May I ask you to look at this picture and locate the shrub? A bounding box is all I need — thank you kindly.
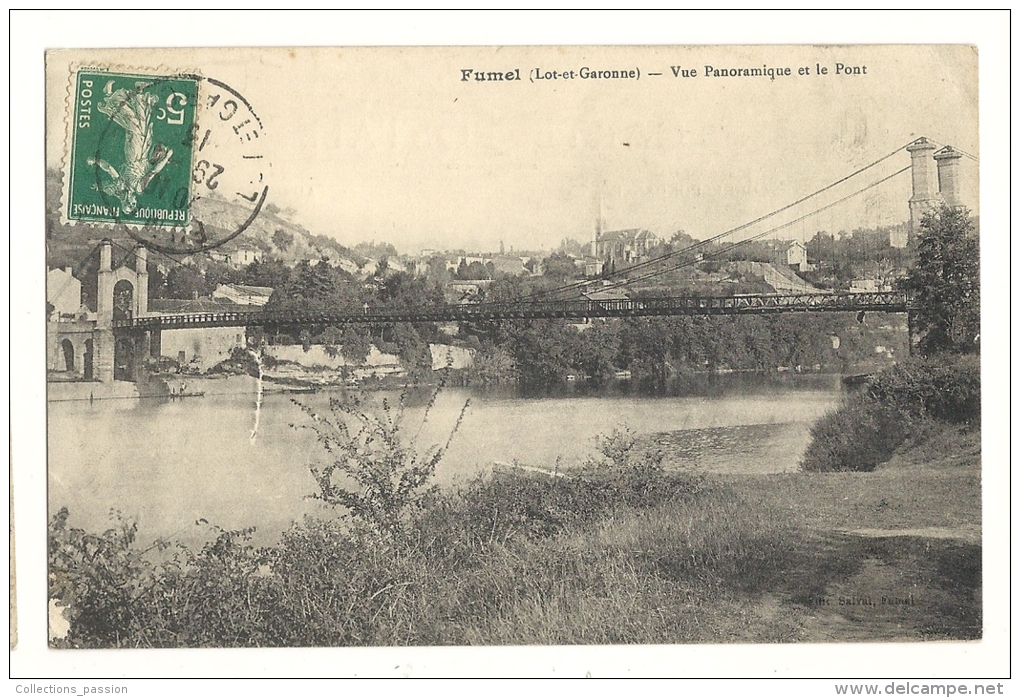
[443,429,703,542]
[49,507,167,647]
[442,470,574,542]
[291,383,469,540]
[576,428,700,509]
[801,354,980,472]
[800,399,908,473]
[867,354,980,424]
[208,346,262,377]
[48,509,274,648]
[262,518,433,646]
[170,525,275,647]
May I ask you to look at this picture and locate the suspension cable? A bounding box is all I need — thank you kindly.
[523,139,918,301]
[928,139,979,162]
[585,166,912,294]
[107,239,194,276]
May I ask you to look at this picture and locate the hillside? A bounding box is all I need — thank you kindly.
[45,168,358,271]
[188,194,359,264]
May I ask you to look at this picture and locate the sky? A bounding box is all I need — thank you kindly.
[45,42,979,255]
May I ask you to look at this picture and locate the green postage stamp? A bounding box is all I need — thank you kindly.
[66,70,199,227]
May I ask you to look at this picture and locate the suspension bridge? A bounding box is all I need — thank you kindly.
[48,136,970,382]
[113,290,914,331]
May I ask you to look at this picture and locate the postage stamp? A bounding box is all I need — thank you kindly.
[66,70,198,227]
[62,67,270,254]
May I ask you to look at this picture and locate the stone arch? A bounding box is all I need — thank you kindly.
[61,339,75,372]
[113,279,134,322]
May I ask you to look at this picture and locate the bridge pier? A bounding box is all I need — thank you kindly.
[93,329,115,383]
[907,310,920,356]
[121,330,160,382]
[147,329,161,360]
[130,334,150,381]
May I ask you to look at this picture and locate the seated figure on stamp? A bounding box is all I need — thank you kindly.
[87,80,174,215]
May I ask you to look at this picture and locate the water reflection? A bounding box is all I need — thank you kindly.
[507,371,842,400]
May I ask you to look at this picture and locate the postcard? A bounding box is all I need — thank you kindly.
[22,39,999,677]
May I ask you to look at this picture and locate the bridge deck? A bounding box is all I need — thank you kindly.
[113,291,914,331]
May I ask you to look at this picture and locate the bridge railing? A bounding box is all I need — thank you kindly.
[111,291,913,330]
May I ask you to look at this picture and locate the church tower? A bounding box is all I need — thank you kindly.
[592,184,606,257]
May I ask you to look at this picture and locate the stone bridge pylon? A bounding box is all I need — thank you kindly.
[48,240,157,383]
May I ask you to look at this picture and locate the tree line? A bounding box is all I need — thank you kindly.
[109,206,975,387]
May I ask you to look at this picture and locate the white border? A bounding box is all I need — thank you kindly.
[9,9,1011,684]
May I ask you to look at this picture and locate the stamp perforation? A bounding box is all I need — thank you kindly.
[55,59,270,254]
[57,60,204,232]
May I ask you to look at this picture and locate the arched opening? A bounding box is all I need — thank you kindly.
[83,339,94,380]
[61,339,75,372]
[114,337,135,382]
[113,280,134,322]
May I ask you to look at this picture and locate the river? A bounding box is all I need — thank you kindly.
[48,373,843,545]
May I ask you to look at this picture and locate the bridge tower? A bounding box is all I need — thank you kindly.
[934,145,964,209]
[94,240,154,382]
[904,137,939,248]
[93,241,116,382]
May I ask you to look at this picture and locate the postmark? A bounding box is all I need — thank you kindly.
[63,68,270,254]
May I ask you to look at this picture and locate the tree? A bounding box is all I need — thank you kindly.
[147,266,168,300]
[243,258,291,291]
[542,252,578,281]
[166,266,210,300]
[203,260,243,290]
[456,260,490,280]
[272,229,294,252]
[574,320,621,382]
[320,325,372,366]
[903,206,980,356]
[505,320,580,384]
[669,230,699,248]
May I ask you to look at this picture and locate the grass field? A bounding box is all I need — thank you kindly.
[440,424,982,645]
[49,420,980,648]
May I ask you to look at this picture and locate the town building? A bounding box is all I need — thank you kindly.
[210,244,262,267]
[785,240,814,273]
[583,260,605,278]
[212,283,274,306]
[593,228,662,265]
[489,256,529,276]
[47,267,82,320]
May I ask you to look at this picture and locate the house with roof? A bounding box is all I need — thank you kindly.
[489,256,529,276]
[785,241,814,273]
[210,244,263,267]
[47,267,83,320]
[212,283,274,306]
[583,260,605,278]
[147,297,248,370]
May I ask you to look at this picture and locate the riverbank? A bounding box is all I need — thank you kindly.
[438,426,980,644]
[701,425,981,641]
[49,421,979,647]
